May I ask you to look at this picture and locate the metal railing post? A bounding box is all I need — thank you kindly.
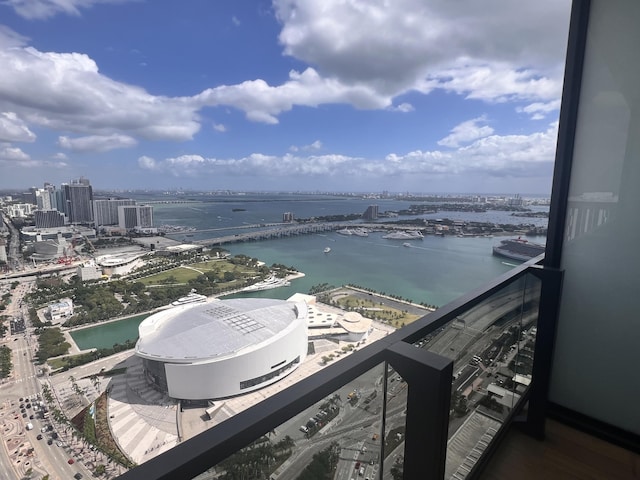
[386,343,453,480]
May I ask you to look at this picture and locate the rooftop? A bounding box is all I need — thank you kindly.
[135,298,306,362]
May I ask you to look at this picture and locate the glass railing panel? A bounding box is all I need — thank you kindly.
[504,273,541,412]
[411,272,541,479]
[383,364,407,480]
[191,363,386,480]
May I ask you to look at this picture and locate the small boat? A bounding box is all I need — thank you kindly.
[324,247,331,253]
[403,242,411,247]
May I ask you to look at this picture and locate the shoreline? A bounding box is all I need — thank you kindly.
[61,269,307,355]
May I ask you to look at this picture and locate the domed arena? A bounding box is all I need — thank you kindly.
[135,297,308,400]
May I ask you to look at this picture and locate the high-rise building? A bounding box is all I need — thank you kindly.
[22,187,37,205]
[94,198,136,227]
[283,212,294,222]
[54,188,68,216]
[63,177,94,224]
[0,239,6,264]
[118,205,154,230]
[34,210,65,229]
[362,204,379,220]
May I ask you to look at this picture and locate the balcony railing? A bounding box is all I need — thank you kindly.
[117,256,561,480]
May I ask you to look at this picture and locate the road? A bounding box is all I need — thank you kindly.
[0,278,93,480]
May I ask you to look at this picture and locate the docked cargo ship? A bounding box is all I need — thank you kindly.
[492,237,545,262]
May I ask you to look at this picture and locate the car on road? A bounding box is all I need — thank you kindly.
[74,473,83,479]
[36,434,42,440]
[47,439,53,445]
[67,458,74,465]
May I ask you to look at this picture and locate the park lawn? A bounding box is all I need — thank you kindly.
[139,266,203,285]
[335,295,422,327]
[140,259,262,287]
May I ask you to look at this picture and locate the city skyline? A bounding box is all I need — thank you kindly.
[0,1,571,193]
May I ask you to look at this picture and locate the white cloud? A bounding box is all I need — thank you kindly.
[518,99,562,119]
[194,68,391,124]
[213,123,226,132]
[422,61,562,103]
[302,140,322,150]
[51,152,68,160]
[289,140,323,152]
[274,0,570,103]
[0,144,30,161]
[0,25,28,48]
[58,134,137,152]
[0,142,68,168]
[138,152,357,178]
[4,0,133,20]
[438,116,494,148]
[389,103,414,113]
[0,44,201,142]
[139,123,557,181]
[232,15,240,26]
[388,122,558,177]
[0,112,36,142]
[0,0,571,154]
[137,155,157,170]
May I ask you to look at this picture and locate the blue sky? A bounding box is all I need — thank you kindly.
[0,0,572,194]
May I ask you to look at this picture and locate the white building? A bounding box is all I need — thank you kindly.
[49,298,74,323]
[0,239,7,263]
[135,298,308,400]
[95,252,146,277]
[77,261,103,281]
[5,203,35,218]
[93,198,136,227]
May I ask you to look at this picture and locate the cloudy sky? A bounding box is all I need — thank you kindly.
[0,0,572,193]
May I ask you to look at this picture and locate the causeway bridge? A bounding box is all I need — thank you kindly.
[164,222,422,247]
[176,223,345,247]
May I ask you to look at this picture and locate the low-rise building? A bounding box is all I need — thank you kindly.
[77,261,103,281]
[49,298,74,323]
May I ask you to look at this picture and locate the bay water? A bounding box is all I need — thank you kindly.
[71,194,547,349]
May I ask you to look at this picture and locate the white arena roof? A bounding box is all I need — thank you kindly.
[136,298,305,361]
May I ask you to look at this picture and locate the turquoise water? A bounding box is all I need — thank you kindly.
[226,231,534,306]
[72,195,547,349]
[69,313,151,350]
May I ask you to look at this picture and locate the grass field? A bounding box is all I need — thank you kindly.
[334,294,422,327]
[139,259,259,286]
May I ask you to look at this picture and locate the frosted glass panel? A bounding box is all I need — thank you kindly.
[549,0,640,435]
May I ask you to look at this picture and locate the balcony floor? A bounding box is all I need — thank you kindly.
[478,419,640,480]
